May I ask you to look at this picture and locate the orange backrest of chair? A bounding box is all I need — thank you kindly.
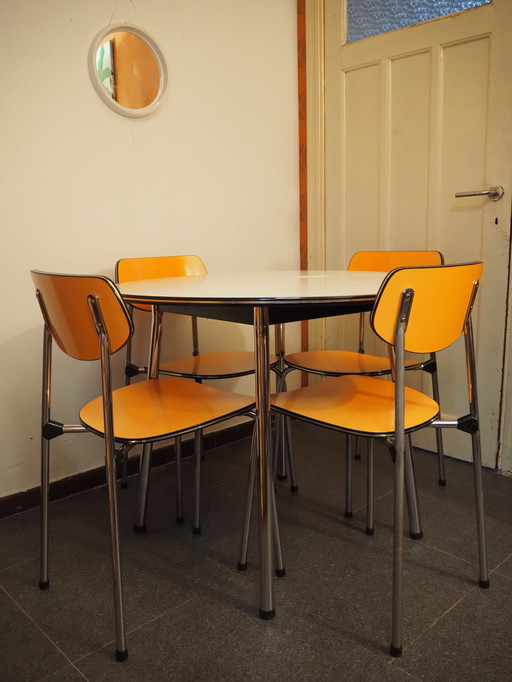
[115,255,208,312]
[348,250,444,272]
[31,271,133,361]
[371,262,483,354]
[115,255,207,283]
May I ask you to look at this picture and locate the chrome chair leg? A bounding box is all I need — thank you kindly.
[193,431,202,535]
[237,433,257,571]
[344,435,353,518]
[390,433,405,658]
[175,436,184,524]
[105,434,128,661]
[134,443,152,532]
[39,437,50,589]
[405,436,423,540]
[365,440,374,535]
[284,416,298,492]
[238,429,284,576]
[429,353,446,486]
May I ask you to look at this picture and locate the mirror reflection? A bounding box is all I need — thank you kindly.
[96,31,160,109]
[89,25,168,117]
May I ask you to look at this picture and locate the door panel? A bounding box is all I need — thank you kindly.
[322,0,512,466]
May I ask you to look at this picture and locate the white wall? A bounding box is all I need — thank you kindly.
[0,0,300,498]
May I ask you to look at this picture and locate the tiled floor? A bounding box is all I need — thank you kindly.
[1,421,512,681]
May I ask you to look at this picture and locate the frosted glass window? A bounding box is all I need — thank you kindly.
[347,1,492,43]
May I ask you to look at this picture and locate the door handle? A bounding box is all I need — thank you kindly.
[455,185,504,201]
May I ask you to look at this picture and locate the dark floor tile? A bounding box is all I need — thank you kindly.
[77,589,389,682]
[1,423,511,680]
[37,666,88,681]
[396,572,512,681]
[0,586,69,681]
[271,521,478,657]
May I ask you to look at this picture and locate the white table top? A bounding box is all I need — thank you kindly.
[119,269,386,306]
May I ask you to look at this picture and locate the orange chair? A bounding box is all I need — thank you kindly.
[281,250,446,516]
[272,262,489,656]
[31,270,255,661]
[116,255,278,533]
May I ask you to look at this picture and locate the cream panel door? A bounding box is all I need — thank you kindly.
[322,0,512,467]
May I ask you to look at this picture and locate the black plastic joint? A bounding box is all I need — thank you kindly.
[116,649,128,662]
[421,358,437,375]
[39,580,50,590]
[410,531,423,541]
[133,524,147,534]
[275,567,286,578]
[176,516,185,525]
[365,527,375,536]
[290,485,299,493]
[42,420,64,440]
[125,363,141,379]
[479,578,490,589]
[192,526,201,535]
[237,561,247,572]
[344,510,353,519]
[457,414,479,435]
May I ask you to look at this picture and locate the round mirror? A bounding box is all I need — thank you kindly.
[88,25,168,118]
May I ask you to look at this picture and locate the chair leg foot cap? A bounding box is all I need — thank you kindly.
[116,650,128,662]
[237,562,247,572]
[438,479,447,487]
[134,525,147,534]
[277,474,287,481]
[344,511,353,519]
[479,579,490,589]
[410,531,423,540]
[176,516,185,525]
[39,580,50,590]
[354,454,362,461]
[192,526,201,535]
[290,485,299,493]
[275,567,286,578]
[390,645,402,658]
[259,608,275,620]
[365,527,374,536]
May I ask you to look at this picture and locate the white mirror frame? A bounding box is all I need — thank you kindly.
[88,24,168,118]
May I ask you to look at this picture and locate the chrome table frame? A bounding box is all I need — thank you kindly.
[119,269,385,618]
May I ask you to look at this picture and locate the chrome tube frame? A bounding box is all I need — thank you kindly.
[88,295,127,661]
[39,322,52,590]
[428,353,446,485]
[390,288,414,658]
[365,440,374,535]
[464,313,489,587]
[404,435,422,540]
[238,415,284,576]
[254,306,275,618]
[135,306,164,530]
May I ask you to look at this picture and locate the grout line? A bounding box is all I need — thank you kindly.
[403,585,476,653]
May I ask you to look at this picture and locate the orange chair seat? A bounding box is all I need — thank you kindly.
[271,374,439,436]
[284,350,422,377]
[160,350,278,379]
[80,376,255,442]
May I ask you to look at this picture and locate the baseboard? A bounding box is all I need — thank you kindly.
[0,422,253,520]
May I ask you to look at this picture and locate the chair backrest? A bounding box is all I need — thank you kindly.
[348,250,444,272]
[116,255,207,282]
[31,271,133,361]
[115,255,208,312]
[371,262,483,354]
